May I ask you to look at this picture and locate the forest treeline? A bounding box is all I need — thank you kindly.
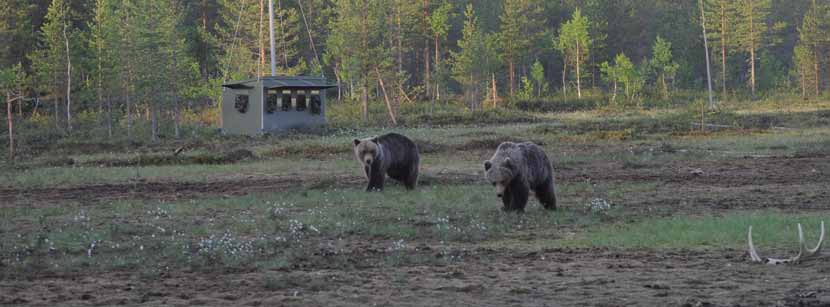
[1,0,829,142]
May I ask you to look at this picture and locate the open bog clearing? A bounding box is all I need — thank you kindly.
[2,107,830,306]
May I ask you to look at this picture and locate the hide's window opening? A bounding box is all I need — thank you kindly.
[310,90,321,115]
[266,89,279,114]
[281,90,292,111]
[296,90,307,112]
[263,89,320,114]
[234,94,249,114]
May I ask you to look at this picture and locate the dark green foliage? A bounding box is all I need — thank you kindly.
[0,0,823,147]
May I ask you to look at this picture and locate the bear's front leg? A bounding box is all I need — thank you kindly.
[366,165,385,192]
[508,178,530,212]
[501,189,514,211]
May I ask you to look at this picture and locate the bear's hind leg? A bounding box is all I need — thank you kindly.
[404,162,419,190]
[535,177,557,210]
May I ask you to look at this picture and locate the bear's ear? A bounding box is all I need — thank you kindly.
[370,136,379,144]
[484,161,492,171]
[353,139,361,147]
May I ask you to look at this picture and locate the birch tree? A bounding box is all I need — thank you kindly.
[649,36,679,99]
[556,8,591,99]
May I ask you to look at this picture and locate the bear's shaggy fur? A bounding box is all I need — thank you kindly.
[353,133,420,191]
[484,142,557,212]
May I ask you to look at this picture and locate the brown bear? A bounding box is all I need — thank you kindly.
[353,133,420,191]
[484,142,557,212]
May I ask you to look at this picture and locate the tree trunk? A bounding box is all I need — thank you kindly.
[815,58,819,97]
[172,45,181,139]
[361,0,369,123]
[54,97,61,132]
[434,34,440,100]
[576,40,582,99]
[612,80,618,104]
[97,40,105,137]
[699,0,715,109]
[720,2,727,98]
[423,0,430,98]
[151,97,158,142]
[748,1,756,98]
[376,68,397,126]
[492,73,498,108]
[126,70,134,140]
[107,95,112,138]
[661,74,668,99]
[259,0,265,75]
[509,59,515,97]
[334,65,342,101]
[749,44,756,97]
[279,0,289,70]
[361,82,368,122]
[6,93,13,161]
[562,57,568,98]
[63,23,72,134]
[396,1,403,75]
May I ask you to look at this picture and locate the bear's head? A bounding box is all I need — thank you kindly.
[353,137,379,174]
[484,158,515,199]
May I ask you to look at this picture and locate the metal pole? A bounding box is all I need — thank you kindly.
[699,0,715,109]
[268,0,277,76]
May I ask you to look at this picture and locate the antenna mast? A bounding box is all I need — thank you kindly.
[268,0,277,76]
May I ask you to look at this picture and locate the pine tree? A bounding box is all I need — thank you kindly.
[159,1,201,139]
[215,0,262,81]
[797,2,830,97]
[89,0,118,138]
[451,4,498,111]
[792,43,817,98]
[275,5,306,75]
[498,0,544,97]
[326,0,389,122]
[428,1,453,100]
[0,0,37,68]
[703,0,739,98]
[733,0,784,96]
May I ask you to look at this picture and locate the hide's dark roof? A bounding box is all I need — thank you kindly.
[222,75,336,89]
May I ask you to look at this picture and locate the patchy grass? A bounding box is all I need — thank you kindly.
[0,183,610,276]
[575,211,829,250]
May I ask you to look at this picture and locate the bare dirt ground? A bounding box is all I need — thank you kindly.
[3,248,830,306]
[2,153,830,306]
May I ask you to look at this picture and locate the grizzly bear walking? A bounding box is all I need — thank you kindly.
[353,133,420,191]
[484,142,557,212]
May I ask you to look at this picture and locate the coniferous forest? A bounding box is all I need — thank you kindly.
[0,0,829,142]
[6,2,830,305]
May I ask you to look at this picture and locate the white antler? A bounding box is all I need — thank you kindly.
[747,221,825,265]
